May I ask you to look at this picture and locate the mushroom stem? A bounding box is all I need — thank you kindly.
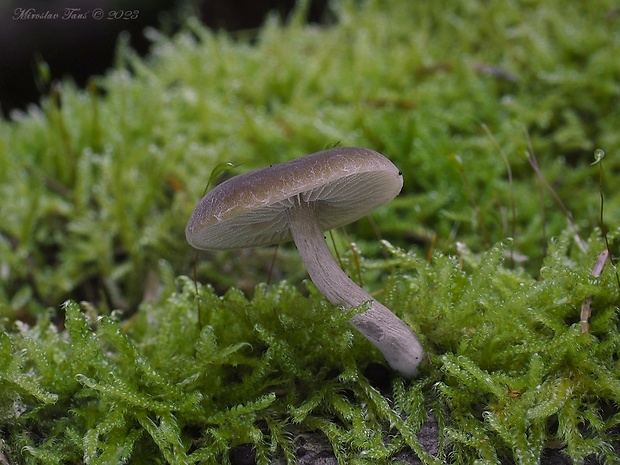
[287,201,424,377]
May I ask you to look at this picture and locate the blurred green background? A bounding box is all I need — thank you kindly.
[2,0,618,320]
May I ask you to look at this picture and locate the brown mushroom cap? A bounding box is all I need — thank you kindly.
[186,147,403,250]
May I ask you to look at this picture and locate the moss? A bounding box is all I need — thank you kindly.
[1,234,619,463]
[1,0,620,463]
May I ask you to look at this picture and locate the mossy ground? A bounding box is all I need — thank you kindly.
[1,0,619,463]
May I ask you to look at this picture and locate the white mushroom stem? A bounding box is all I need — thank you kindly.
[287,201,424,377]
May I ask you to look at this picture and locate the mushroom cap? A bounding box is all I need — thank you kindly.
[186,147,403,250]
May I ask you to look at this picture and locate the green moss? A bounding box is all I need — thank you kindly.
[2,233,619,463]
[1,0,620,463]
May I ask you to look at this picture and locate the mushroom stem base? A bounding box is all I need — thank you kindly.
[288,202,424,377]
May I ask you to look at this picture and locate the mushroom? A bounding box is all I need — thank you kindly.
[186,147,424,377]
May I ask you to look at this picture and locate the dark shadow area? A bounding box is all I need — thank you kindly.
[0,0,329,117]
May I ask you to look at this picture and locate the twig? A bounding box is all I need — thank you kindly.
[580,249,609,333]
[523,126,588,254]
[592,149,620,290]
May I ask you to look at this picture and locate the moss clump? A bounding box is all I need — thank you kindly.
[1,0,620,463]
[384,232,620,463]
[2,233,619,464]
